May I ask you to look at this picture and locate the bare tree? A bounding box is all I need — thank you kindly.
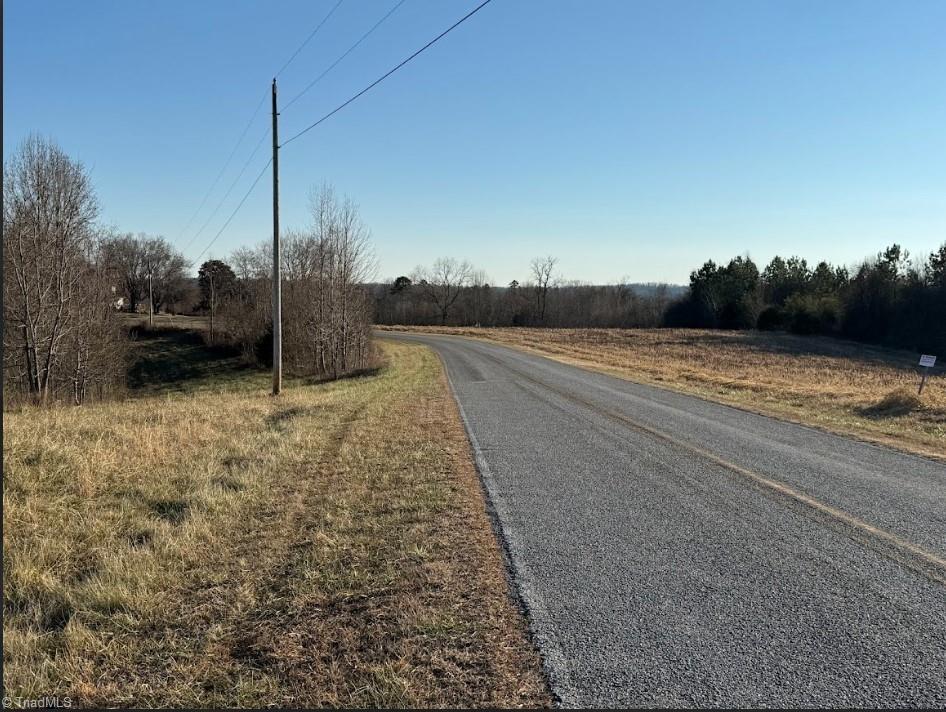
[413,257,473,325]
[231,245,264,281]
[282,229,319,282]
[102,233,146,311]
[218,184,377,379]
[70,242,128,403]
[305,185,376,376]
[221,246,271,363]
[142,237,187,315]
[101,233,186,315]
[530,255,558,324]
[3,135,125,405]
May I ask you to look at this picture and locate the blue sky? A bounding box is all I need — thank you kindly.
[5,0,945,284]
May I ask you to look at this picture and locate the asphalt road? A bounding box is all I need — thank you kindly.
[385,332,946,708]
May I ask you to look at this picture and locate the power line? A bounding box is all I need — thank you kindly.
[275,0,345,78]
[190,0,492,268]
[177,91,267,244]
[282,0,408,113]
[182,127,270,256]
[180,0,343,250]
[193,157,273,264]
[281,0,493,147]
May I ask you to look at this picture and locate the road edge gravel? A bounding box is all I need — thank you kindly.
[434,347,579,708]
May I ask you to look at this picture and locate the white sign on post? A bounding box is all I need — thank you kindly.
[918,354,936,395]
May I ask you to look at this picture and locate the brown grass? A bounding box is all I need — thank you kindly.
[2,339,549,708]
[379,326,946,461]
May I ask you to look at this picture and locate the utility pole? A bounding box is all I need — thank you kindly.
[148,270,154,327]
[209,274,215,344]
[271,78,282,395]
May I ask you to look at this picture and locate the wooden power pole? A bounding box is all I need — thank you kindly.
[209,275,215,344]
[148,271,154,327]
[271,78,282,395]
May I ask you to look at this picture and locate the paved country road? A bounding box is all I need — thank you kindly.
[383,332,946,708]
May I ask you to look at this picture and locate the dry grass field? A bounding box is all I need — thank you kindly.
[379,326,946,461]
[3,333,549,707]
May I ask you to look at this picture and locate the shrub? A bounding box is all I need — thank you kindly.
[757,306,786,331]
[719,295,759,330]
[662,293,715,328]
[784,294,840,335]
[862,387,923,417]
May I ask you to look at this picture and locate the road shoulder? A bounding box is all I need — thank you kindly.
[2,339,550,707]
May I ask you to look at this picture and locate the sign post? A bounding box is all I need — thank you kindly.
[918,354,936,395]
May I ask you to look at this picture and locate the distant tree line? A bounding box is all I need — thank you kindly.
[8,137,941,407]
[375,243,945,354]
[374,256,680,328]
[665,244,946,353]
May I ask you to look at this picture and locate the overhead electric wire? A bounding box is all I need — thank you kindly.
[275,0,346,78]
[190,0,493,265]
[193,157,273,264]
[177,91,267,244]
[281,0,493,147]
[180,0,344,250]
[181,127,270,257]
[281,0,408,112]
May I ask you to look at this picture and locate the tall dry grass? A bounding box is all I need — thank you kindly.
[2,340,548,707]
